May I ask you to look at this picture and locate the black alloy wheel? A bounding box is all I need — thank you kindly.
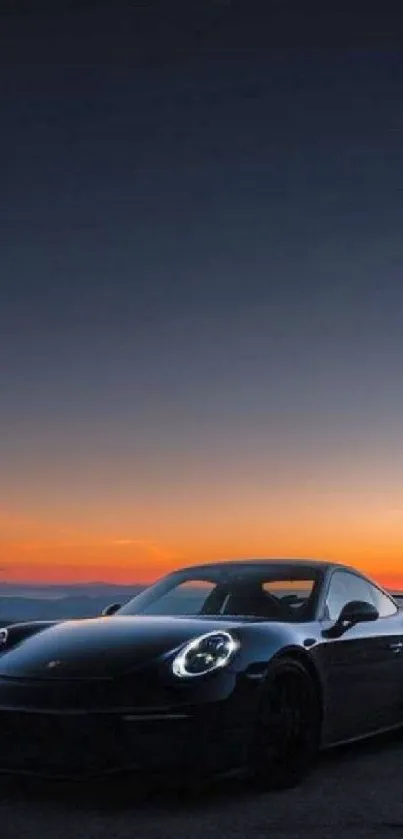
[252,658,321,790]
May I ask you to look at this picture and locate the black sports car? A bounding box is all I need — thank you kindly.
[0,559,402,788]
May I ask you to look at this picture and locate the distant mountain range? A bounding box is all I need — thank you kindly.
[0,582,146,624]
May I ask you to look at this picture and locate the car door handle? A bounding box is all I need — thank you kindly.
[388,641,403,654]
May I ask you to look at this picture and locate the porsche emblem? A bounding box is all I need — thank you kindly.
[46,659,61,669]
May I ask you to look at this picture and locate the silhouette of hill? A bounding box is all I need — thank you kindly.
[0,583,145,624]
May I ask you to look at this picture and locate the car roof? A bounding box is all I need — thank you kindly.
[176,559,355,576]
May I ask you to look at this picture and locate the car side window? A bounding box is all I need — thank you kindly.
[367,584,398,618]
[324,571,376,622]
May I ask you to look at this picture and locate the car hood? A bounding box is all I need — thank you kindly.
[0,616,243,680]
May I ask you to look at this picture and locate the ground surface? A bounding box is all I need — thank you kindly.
[1,733,403,839]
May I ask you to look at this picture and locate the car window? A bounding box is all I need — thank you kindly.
[325,571,377,622]
[118,566,321,620]
[368,584,397,618]
[135,580,217,615]
[262,579,315,614]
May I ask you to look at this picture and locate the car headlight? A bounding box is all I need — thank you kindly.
[172,631,239,678]
[0,628,8,647]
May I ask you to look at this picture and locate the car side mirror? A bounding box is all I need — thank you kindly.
[338,600,379,625]
[323,600,379,638]
[101,602,121,617]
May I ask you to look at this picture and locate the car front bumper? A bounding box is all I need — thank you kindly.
[0,675,255,778]
[0,707,252,778]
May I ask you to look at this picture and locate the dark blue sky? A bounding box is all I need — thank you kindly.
[2,2,403,581]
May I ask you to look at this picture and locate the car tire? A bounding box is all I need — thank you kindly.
[251,657,321,790]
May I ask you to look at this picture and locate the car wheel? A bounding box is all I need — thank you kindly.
[251,657,321,790]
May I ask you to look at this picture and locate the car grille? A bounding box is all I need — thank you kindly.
[0,711,122,775]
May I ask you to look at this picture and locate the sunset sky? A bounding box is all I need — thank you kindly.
[2,3,403,588]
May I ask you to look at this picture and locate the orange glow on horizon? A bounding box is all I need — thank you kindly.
[2,500,403,589]
[1,536,403,589]
[0,560,402,592]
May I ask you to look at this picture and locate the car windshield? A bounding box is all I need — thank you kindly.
[117,565,321,622]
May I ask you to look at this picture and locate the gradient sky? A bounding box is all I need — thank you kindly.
[2,2,403,586]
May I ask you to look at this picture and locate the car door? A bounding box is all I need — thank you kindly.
[317,570,403,744]
[366,583,403,727]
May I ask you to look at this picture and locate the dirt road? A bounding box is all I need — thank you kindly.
[1,733,402,839]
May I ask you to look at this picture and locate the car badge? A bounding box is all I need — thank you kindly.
[46,659,61,669]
